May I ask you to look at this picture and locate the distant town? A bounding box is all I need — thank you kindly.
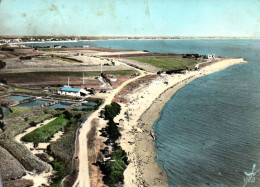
[0,35,254,45]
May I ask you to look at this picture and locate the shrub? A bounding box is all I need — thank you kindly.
[105,121,121,142]
[50,161,68,187]
[104,148,128,187]
[63,110,73,120]
[104,102,121,121]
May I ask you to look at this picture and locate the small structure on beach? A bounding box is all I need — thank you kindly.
[207,54,215,60]
[54,45,62,48]
[58,86,90,97]
[119,119,124,128]
[109,75,117,82]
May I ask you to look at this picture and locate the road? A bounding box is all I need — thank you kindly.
[73,69,148,187]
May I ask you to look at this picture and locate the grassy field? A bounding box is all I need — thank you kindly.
[4,114,52,138]
[132,57,204,71]
[2,70,137,79]
[12,87,42,94]
[37,56,80,63]
[3,107,56,138]
[48,110,91,186]
[22,114,69,143]
[4,107,35,120]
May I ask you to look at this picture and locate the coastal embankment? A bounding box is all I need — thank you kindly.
[114,58,247,187]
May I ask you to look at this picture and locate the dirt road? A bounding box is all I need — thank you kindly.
[73,69,149,187]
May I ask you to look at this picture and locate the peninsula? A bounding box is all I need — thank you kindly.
[0,41,246,187]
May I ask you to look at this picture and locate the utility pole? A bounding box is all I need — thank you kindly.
[82,72,85,84]
[68,77,70,87]
[101,61,103,74]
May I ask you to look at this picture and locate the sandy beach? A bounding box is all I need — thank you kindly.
[112,58,247,187]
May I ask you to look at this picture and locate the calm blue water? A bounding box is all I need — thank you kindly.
[27,39,260,186]
[86,101,97,106]
[7,95,31,101]
[1,107,10,118]
[48,102,72,109]
[16,100,49,107]
[75,105,93,110]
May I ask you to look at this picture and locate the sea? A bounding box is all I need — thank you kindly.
[26,39,260,186]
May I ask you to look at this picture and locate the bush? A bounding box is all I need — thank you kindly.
[100,102,129,186]
[105,121,121,142]
[50,161,68,187]
[104,102,121,121]
[63,110,73,120]
[104,148,128,187]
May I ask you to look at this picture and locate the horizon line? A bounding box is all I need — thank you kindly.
[0,35,258,38]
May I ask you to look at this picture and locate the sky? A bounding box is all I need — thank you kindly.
[0,0,259,37]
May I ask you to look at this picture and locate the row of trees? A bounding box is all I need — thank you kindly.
[101,102,128,187]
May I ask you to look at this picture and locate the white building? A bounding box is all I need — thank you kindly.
[58,86,90,97]
[208,54,216,60]
[54,45,62,48]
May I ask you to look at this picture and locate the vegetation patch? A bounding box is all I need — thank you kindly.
[103,148,128,187]
[4,121,30,138]
[104,102,121,121]
[50,161,68,187]
[132,57,204,71]
[48,110,91,186]
[3,107,54,138]
[26,113,53,126]
[37,56,81,63]
[12,87,42,95]
[13,87,41,93]
[98,102,128,187]
[1,70,137,78]
[97,70,138,76]
[22,114,69,143]
[48,121,80,166]
[105,120,121,142]
[4,107,35,120]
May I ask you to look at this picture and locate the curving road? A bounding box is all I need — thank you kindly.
[73,69,148,187]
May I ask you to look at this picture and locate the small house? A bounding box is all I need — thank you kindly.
[207,54,215,60]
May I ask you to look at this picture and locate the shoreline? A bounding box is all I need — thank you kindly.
[115,58,247,186]
[7,37,257,46]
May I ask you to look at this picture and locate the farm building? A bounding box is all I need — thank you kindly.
[58,86,90,97]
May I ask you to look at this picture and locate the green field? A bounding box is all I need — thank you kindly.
[22,114,69,143]
[132,57,204,71]
[2,70,137,79]
[4,107,34,119]
[37,56,79,63]
[12,87,42,94]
